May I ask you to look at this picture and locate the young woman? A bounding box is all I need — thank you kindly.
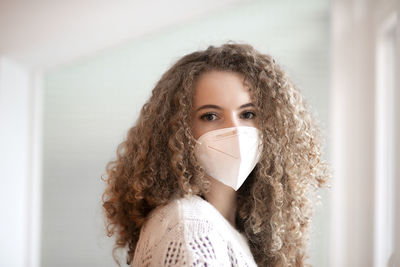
[102,43,329,266]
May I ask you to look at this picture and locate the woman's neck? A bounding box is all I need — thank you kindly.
[203,175,238,228]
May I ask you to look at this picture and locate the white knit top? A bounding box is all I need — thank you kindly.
[132,194,258,266]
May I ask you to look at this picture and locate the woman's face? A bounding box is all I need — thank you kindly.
[191,70,257,139]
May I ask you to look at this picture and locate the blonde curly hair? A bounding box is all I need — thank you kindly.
[102,42,330,266]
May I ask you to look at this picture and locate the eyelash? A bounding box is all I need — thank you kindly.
[199,110,256,121]
[240,110,256,119]
[200,112,218,121]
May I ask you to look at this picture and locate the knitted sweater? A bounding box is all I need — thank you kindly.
[132,194,258,266]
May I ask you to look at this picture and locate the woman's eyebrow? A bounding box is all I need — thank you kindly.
[196,103,254,112]
[196,104,221,112]
[239,103,254,109]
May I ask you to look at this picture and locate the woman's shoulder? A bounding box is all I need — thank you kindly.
[133,195,257,266]
[143,194,214,234]
[133,195,219,265]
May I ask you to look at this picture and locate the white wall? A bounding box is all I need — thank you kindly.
[0,0,242,69]
[330,0,399,266]
[0,57,30,267]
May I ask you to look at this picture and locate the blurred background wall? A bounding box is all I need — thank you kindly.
[0,0,398,266]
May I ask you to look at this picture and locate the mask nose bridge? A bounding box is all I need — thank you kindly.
[216,128,238,139]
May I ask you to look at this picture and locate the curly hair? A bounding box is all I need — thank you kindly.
[102,42,330,266]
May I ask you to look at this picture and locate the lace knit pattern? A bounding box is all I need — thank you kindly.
[132,195,258,266]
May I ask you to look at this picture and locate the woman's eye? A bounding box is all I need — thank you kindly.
[241,111,256,119]
[200,113,217,121]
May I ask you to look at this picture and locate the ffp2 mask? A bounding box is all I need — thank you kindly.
[194,126,262,191]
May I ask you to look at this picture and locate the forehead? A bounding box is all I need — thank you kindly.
[192,70,252,106]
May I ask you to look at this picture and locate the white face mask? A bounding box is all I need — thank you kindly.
[194,126,262,191]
